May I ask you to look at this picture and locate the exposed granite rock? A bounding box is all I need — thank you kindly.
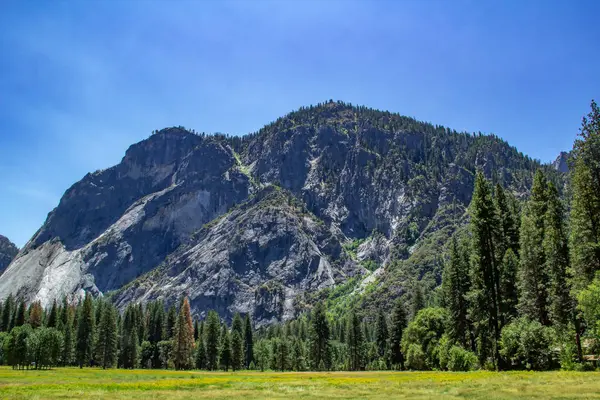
[0,129,251,306]
[113,187,361,324]
[0,235,18,275]
[552,151,570,173]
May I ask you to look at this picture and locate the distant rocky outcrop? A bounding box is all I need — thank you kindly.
[552,151,570,173]
[0,235,18,275]
[0,101,565,322]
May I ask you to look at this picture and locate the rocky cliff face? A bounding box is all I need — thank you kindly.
[114,187,361,325]
[0,235,18,275]
[0,101,560,322]
[0,128,251,306]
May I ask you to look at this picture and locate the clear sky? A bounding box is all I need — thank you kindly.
[1,0,599,248]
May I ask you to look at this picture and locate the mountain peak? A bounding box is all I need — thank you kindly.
[0,103,559,321]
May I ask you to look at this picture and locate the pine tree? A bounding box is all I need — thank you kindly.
[468,171,502,368]
[0,294,12,332]
[346,310,365,371]
[173,297,194,370]
[195,336,206,369]
[272,334,290,371]
[390,298,407,369]
[95,300,105,331]
[166,304,177,339]
[76,293,95,368]
[28,301,43,329]
[46,299,58,328]
[96,304,118,369]
[309,301,330,370]
[120,304,139,369]
[60,297,70,329]
[291,338,307,371]
[443,235,471,347]
[220,326,231,371]
[375,309,388,359]
[518,170,550,325]
[193,319,199,341]
[544,182,573,328]
[494,184,520,257]
[205,310,221,371]
[62,318,74,366]
[244,314,254,368]
[232,313,243,337]
[231,330,244,371]
[135,303,147,345]
[570,100,600,290]
[499,249,519,325]
[148,301,165,344]
[411,282,425,319]
[148,300,165,368]
[14,300,26,327]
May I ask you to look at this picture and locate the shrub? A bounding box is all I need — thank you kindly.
[556,329,579,371]
[499,317,554,370]
[405,343,426,370]
[437,335,452,370]
[447,346,478,371]
[401,307,448,369]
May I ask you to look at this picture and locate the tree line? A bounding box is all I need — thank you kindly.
[0,101,599,372]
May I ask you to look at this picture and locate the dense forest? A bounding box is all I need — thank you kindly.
[1,101,599,372]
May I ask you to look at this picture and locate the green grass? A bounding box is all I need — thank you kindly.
[1,368,599,399]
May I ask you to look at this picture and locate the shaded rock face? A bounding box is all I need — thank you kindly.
[113,188,360,325]
[0,235,18,275]
[0,129,251,305]
[0,101,562,323]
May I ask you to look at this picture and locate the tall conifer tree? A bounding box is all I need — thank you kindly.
[390,298,407,369]
[375,309,389,359]
[46,299,58,328]
[173,297,194,370]
[468,171,502,368]
[120,304,139,369]
[205,310,221,371]
[220,326,231,371]
[1,294,13,332]
[195,335,206,369]
[231,330,244,371]
[346,310,365,371]
[544,182,573,328]
[96,304,118,369]
[309,301,330,370]
[244,314,254,368]
[76,293,95,368]
[499,249,519,325]
[518,171,550,325]
[443,235,471,347]
[570,100,600,290]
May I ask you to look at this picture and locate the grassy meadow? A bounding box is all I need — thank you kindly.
[0,367,599,399]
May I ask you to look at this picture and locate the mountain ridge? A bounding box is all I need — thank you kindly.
[0,100,565,321]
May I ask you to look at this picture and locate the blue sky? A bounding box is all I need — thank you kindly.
[1,0,599,248]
